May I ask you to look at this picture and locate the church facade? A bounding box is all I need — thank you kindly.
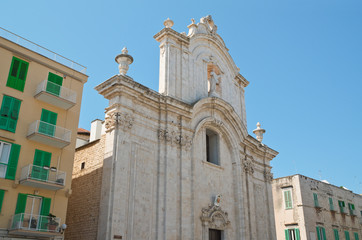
[66,16,278,240]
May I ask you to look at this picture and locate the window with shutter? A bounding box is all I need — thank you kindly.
[333,229,340,240]
[6,57,29,92]
[32,149,51,181]
[313,193,319,207]
[0,189,4,213]
[0,140,21,180]
[283,189,293,209]
[0,95,21,133]
[285,228,300,240]
[39,109,57,137]
[46,72,63,96]
[354,233,359,240]
[345,231,351,240]
[329,198,334,211]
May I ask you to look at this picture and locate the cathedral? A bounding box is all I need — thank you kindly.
[66,15,278,240]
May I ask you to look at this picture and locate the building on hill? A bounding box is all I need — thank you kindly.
[0,27,88,239]
[66,16,278,240]
[272,174,362,240]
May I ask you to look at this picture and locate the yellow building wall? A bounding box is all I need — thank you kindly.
[0,36,87,233]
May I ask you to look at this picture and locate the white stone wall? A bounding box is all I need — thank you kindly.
[93,16,278,240]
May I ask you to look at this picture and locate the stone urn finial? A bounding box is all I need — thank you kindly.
[115,47,134,75]
[253,122,266,143]
[164,18,174,28]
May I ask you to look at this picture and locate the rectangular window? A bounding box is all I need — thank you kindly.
[32,150,52,181]
[6,57,29,92]
[0,140,21,180]
[285,228,300,240]
[46,72,63,96]
[13,193,51,230]
[0,95,21,133]
[209,229,222,240]
[338,200,345,213]
[0,189,5,213]
[348,203,355,215]
[354,233,360,240]
[284,189,293,209]
[313,193,319,207]
[333,229,339,240]
[317,226,327,240]
[329,197,334,211]
[39,109,57,137]
[345,231,351,240]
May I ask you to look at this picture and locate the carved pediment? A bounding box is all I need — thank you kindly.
[200,205,230,230]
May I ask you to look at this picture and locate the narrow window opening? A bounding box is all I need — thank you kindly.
[81,162,85,170]
[206,129,219,165]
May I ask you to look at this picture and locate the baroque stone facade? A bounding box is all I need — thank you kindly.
[67,16,279,240]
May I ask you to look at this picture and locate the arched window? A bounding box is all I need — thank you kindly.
[206,129,219,165]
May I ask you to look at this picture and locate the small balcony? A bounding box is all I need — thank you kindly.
[9,213,62,238]
[34,80,77,110]
[19,164,66,190]
[27,120,71,148]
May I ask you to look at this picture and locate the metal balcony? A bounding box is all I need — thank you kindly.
[19,164,66,190]
[27,120,71,148]
[34,80,77,110]
[9,213,62,238]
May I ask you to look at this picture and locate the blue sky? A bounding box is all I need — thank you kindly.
[1,0,361,193]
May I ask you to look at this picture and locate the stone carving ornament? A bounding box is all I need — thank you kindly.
[200,204,230,229]
[243,156,255,175]
[105,111,134,132]
[158,129,192,149]
[264,169,273,182]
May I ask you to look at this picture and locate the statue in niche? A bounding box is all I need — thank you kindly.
[208,71,219,97]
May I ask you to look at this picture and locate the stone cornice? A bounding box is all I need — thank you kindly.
[235,73,249,88]
[154,28,190,45]
[244,135,279,160]
[95,74,193,117]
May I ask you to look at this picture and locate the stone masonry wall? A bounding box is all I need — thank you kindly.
[65,136,105,240]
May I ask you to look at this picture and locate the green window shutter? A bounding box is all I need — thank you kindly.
[295,228,300,240]
[317,227,321,240]
[354,233,359,240]
[322,227,326,240]
[40,197,51,230]
[15,193,27,214]
[313,193,319,207]
[0,96,21,133]
[334,229,339,240]
[5,143,21,180]
[0,189,5,213]
[329,198,334,210]
[285,229,290,240]
[284,190,292,209]
[39,109,57,136]
[7,57,29,92]
[345,231,351,240]
[47,72,63,96]
[32,149,51,181]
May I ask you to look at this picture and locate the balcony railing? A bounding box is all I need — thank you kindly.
[9,213,61,238]
[27,120,71,148]
[34,80,77,110]
[0,27,86,73]
[19,164,66,190]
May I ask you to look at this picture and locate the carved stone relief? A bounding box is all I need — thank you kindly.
[264,169,273,182]
[200,204,230,230]
[158,129,192,149]
[243,156,255,175]
[105,111,134,132]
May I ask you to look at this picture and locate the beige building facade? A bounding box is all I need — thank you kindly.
[66,16,278,240]
[272,174,362,240]
[0,28,87,239]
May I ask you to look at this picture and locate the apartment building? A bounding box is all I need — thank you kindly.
[273,174,362,240]
[0,27,87,239]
